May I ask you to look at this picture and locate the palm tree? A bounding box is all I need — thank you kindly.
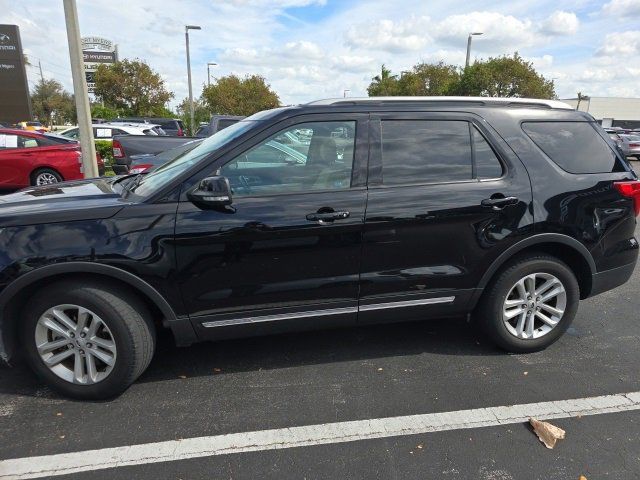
[368,64,398,96]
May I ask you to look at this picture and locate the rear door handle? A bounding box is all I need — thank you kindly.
[481,196,519,210]
[306,211,350,224]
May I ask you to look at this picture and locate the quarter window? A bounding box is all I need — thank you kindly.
[221,121,356,196]
[522,122,624,174]
[473,127,503,179]
[18,136,39,148]
[380,120,473,185]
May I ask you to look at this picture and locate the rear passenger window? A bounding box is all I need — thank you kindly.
[473,127,503,179]
[381,120,472,185]
[522,122,624,174]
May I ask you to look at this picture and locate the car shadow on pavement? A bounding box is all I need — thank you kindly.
[0,316,501,399]
[138,316,501,385]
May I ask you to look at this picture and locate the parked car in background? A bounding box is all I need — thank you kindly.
[195,115,245,137]
[128,139,204,173]
[621,134,640,159]
[16,121,49,133]
[606,130,630,157]
[0,128,104,188]
[111,134,197,174]
[112,117,185,136]
[59,123,163,142]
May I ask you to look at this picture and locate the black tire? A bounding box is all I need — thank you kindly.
[20,280,155,400]
[30,168,63,186]
[476,254,580,353]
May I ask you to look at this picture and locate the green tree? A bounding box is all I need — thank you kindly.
[93,59,174,116]
[30,79,76,126]
[396,62,460,96]
[367,65,399,96]
[201,74,280,117]
[176,96,211,131]
[90,104,122,122]
[456,53,555,99]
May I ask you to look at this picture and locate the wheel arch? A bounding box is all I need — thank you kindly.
[0,262,194,363]
[477,234,596,300]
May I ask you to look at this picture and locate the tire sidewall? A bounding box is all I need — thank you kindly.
[21,286,140,399]
[31,169,62,186]
[483,257,580,352]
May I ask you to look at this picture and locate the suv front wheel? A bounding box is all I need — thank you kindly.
[477,254,580,353]
[21,280,155,399]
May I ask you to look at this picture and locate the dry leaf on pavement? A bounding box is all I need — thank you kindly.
[529,418,566,449]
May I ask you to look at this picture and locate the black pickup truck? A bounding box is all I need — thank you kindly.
[112,115,244,174]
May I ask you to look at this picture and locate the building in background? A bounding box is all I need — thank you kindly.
[562,97,640,129]
[0,24,31,124]
[81,36,117,95]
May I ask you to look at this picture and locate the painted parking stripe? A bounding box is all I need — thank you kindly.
[1,391,640,479]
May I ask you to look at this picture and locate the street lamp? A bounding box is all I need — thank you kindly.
[207,62,218,86]
[343,89,350,98]
[465,32,483,69]
[185,25,201,135]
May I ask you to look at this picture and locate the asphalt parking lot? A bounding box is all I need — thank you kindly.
[0,178,639,480]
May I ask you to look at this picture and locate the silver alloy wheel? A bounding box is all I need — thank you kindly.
[502,273,567,340]
[34,304,117,385]
[35,172,59,185]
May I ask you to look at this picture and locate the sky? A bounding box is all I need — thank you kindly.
[3,0,640,110]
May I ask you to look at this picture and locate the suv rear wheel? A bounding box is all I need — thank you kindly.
[477,254,580,353]
[21,280,155,399]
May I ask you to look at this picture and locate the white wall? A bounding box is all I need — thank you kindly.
[561,97,640,121]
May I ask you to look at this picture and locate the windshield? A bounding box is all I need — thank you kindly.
[127,120,261,197]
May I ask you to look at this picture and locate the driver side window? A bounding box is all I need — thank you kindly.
[221,121,356,196]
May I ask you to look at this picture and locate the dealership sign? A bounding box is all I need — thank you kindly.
[0,25,31,123]
[81,36,117,93]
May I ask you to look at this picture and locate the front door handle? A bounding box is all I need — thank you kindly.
[481,196,519,210]
[306,211,350,224]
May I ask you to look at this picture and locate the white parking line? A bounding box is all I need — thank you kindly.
[1,391,640,479]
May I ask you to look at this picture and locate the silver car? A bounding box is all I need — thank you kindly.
[606,131,630,157]
[620,134,640,159]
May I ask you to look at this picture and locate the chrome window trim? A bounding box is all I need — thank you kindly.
[201,296,456,328]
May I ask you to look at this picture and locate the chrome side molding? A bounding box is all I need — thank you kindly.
[201,306,358,328]
[201,296,456,328]
[358,296,456,311]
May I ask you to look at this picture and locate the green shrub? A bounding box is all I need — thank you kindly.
[94,140,113,166]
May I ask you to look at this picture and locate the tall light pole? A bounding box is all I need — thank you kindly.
[465,32,483,69]
[63,0,98,178]
[207,62,218,86]
[343,89,350,98]
[185,25,201,136]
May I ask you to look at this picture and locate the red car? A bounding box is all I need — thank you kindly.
[0,129,104,188]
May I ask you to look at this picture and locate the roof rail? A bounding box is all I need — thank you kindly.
[306,96,573,110]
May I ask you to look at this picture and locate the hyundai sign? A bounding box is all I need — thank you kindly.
[0,25,32,124]
[81,36,117,94]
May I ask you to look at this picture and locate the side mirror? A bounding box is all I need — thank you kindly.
[187,176,233,209]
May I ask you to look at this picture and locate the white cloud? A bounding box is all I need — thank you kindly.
[526,54,554,69]
[595,31,640,56]
[539,11,579,36]
[602,0,640,16]
[345,16,431,53]
[431,12,536,49]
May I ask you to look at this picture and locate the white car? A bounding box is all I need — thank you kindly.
[58,123,162,142]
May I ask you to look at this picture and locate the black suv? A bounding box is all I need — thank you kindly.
[0,97,638,399]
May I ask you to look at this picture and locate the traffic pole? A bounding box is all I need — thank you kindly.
[63,0,98,178]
